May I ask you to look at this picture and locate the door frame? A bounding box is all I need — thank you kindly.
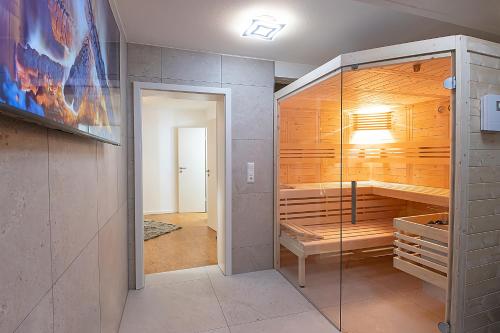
[133,82,232,289]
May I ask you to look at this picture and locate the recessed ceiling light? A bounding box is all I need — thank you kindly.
[242,16,286,41]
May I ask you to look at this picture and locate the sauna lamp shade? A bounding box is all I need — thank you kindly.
[242,17,286,40]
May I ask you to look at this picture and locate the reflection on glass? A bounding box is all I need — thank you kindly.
[340,57,451,333]
[277,72,342,328]
[277,56,452,333]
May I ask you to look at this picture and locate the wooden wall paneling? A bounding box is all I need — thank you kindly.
[462,49,500,333]
[319,106,341,143]
[286,163,321,184]
[279,57,452,201]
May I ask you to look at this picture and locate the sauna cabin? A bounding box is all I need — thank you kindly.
[274,36,500,333]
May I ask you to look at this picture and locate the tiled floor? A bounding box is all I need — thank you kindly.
[144,213,217,274]
[279,252,445,333]
[119,266,339,333]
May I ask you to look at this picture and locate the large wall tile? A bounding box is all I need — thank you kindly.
[232,244,274,274]
[162,48,221,83]
[15,291,53,333]
[127,43,162,78]
[223,84,273,140]
[99,206,129,333]
[97,142,119,229]
[232,193,273,248]
[0,118,52,333]
[53,237,100,333]
[221,56,274,87]
[48,130,98,281]
[232,139,273,194]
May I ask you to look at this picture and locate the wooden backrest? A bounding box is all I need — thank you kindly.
[279,187,407,227]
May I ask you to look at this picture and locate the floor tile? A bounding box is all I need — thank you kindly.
[205,265,225,278]
[209,269,314,326]
[145,266,209,287]
[119,279,226,333]
[323,292,442,333]
[199,328,230,333]
[229,311,339,333]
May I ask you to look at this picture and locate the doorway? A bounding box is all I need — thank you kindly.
[134,83,232,289]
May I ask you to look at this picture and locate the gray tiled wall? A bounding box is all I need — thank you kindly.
[0,39,129,333]
[126,43,275,284]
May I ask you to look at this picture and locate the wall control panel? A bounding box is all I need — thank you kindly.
[247,162,255,183]
[481,94,500,132]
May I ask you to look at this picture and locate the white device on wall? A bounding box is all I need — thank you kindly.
[481,94,500,132]
[247,162,255,183]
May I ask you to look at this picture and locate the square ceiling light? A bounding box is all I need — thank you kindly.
[242,17,286,41]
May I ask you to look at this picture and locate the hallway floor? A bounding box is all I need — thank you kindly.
[144,213,217,274]
[119,266,339,333]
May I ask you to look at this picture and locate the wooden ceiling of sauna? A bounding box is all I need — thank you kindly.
[279,57,452,111]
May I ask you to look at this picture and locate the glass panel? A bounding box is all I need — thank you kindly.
[277,70,342,329]
[340,56,452,333]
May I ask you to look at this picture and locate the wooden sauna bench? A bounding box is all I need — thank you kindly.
[279,181,449,287]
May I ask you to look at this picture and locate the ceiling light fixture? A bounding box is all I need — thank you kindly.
[242,16,286,41]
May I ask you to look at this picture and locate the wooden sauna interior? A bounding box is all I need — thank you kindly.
[278,56,452,333]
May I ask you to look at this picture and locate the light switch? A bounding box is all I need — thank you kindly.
[247,162,255,183]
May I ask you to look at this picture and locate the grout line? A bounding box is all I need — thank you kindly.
[14,129,55,333]
[226,309,319,330]
[206,267,231,330]
[275,268,341,331]
[220,81,273,89]
[208,268,319,330]
[51,229,99,286]
[12,287,54,333]
[47,129,55,333]
[117,291,129,332]
[98,231,103,333]
[95,141,103,333]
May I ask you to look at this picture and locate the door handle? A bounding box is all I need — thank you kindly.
[179,167,187,174]
[351,181,357,225]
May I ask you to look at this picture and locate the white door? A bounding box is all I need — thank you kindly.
[206,120,217,231]
[178,128,207,213]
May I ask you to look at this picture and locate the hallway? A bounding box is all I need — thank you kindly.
[119,266,339,333]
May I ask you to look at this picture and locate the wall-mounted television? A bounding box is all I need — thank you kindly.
[0,0,121,144]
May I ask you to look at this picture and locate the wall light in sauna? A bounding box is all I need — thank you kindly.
[242,16,286,40]
[351,106,394,144]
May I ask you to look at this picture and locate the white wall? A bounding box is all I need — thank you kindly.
[142,97,216,214]
[275,61,317,80]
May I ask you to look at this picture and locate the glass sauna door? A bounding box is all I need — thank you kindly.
[340,57,452,333]
[277,70,343,328]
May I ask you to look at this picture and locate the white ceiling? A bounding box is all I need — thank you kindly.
[115,0,500,65]
[356,0,500,36]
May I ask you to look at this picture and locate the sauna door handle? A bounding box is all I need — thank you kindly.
[351,181,357,225]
